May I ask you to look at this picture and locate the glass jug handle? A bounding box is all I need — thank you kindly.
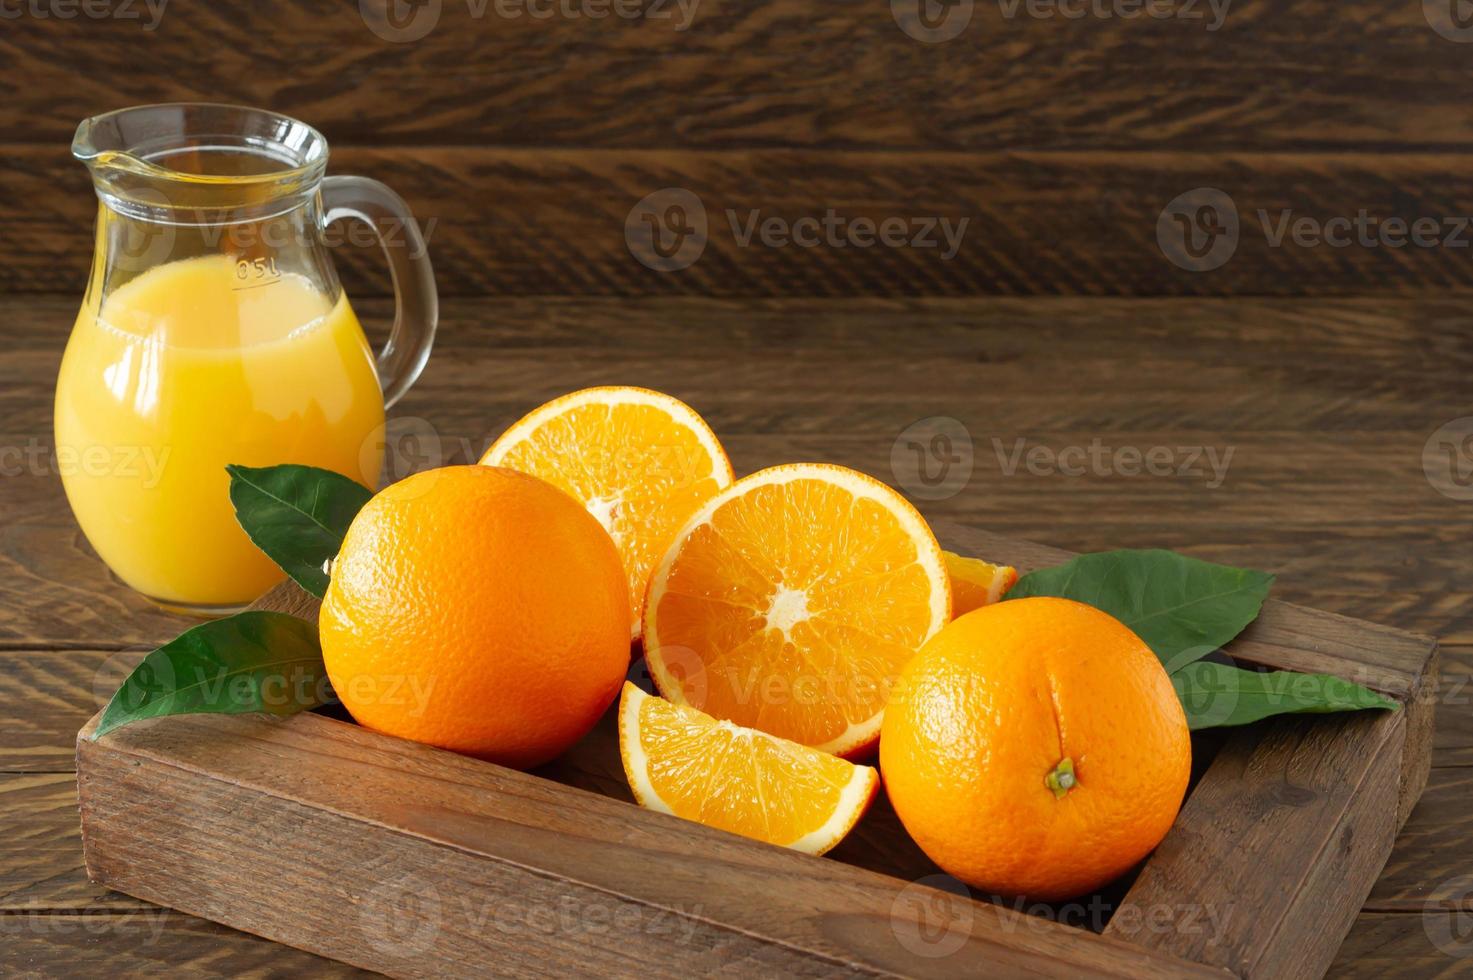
[320,176,438,409]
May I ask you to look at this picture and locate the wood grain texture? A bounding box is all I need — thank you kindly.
[65,523,1431,977]
[76,711,1225,979]
[15,762,1467,917]
[2,0,1469,153]
[0,773,136,912]
[0,651,143,772]
[1368,767,1473,914]
[1329,913,1473,979]
[1104,710,1405,978]
[8,291,1464,974]
[1,912,370,978]
[6,295,1471,648]
[13,145,1473,296]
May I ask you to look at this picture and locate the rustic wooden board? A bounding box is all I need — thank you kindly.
[6,295,1472,650]
[76,713,1224,979]
[3,0,1469,153]
[14,146,1473,297]
[74,522,1435,977]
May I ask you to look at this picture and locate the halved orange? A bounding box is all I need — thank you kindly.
[944,551,1019,617]
[619,682,879,854]
[643,463,950,756]
[481,387,734,638]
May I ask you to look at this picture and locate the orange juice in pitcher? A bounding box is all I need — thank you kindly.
[56,104,437,614]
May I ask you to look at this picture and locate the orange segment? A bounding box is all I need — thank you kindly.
[643,463,950,756]
[944,551,1019,617]
[618,682,878,854]
[481,387,734,638]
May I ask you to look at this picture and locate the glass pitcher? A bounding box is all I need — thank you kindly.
[55,103,437,615]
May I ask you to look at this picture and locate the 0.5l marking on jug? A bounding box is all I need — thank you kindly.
[233,256,282,291]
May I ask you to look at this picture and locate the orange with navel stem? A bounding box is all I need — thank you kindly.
[879,597,1190,901]
[320,465,630,769]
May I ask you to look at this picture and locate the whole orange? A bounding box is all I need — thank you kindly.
[320,465,630,769]
[879,596,1190,900]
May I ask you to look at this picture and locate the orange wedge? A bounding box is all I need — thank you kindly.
[481,387,734,638]
[944,551,1019,617]
[643,463,950,756]
[619,682,879,854]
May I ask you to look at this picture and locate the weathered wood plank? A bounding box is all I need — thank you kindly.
[76,711,1223,978]
[0,773,137,912]
[1430,646,1473,767]
[2,0,1469,153]
[1105,709,1406,978]
[19,756,1470,917]
[1330,912,1473,979]
[1367,767,1473,913]
[0,650,143,772]
[14,146,1473,296]
[6,295,1471,648]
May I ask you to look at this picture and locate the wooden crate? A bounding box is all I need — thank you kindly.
[75,523,1437,979]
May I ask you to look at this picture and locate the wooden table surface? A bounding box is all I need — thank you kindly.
[4,293,1471,977]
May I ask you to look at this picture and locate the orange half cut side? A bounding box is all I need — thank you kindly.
[643,463,950,756]
[482,386,734,638]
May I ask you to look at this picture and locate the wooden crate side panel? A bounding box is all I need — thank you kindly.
[76,712,1222,979]
[1104,709,1404,978]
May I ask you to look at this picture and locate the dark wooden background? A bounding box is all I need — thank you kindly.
[3,1,1473,976]
[5,0,1473,297]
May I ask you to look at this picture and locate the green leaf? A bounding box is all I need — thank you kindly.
[94,611,329,739]
[227,463,372,597]
[1006,549,1275,670]
[1172,660,1398,730]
